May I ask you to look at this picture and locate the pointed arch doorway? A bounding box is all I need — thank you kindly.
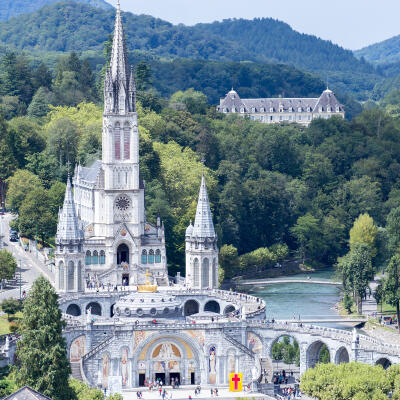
[117,244,130,286]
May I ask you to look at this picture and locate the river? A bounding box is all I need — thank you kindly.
[245,269,342,322]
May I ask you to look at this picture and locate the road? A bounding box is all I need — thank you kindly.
[0,213,54,301]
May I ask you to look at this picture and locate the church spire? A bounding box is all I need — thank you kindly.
[104,1,135,114]
[56,177,83,243]
[191,174,216,238]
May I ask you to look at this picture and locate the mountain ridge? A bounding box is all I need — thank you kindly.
[355,34,400,65]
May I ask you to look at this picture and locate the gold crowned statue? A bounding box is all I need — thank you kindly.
[138,269,158,293]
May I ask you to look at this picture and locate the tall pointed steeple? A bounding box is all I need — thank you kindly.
[104,0,135,114]
[56,177,84,243]
[192,174,215,238]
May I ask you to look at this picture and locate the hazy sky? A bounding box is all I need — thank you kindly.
[107,0,400,50]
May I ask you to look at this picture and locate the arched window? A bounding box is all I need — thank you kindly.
[92,251,99,265]
[193,258,199,287]
[202,258,209,288]
[114,122,121,160]
[148,250,154,264]
[141,250,147,264]
[68,261,74,291]
[85,251,91,265]
[155,249,161,263]
[77,261,82,291]
[100,251,106,265]
[59,261,64,290]
[123,122,130,160]
[213,259,218,288]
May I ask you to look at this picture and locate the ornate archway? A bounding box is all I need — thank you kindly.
[306,340,330,369]
[132,332,204,387]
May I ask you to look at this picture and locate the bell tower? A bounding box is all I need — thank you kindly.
[185,175,219,289]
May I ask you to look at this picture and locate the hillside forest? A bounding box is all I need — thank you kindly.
[2,46,400,281]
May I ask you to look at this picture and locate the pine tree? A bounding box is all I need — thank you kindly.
[27,87,55,118]
[14,277,72,400]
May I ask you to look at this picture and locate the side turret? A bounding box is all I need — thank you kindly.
[55,177,85,294]
[185,175,219,289]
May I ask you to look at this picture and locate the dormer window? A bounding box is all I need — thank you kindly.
[232,107,236,113]
[298,107,302,113]
[307,107,311,112]
[251,107,256,113]
[223,108,227,113]
[240,107,245,113]
[260,107,265,112]
[270,107,274,112]
[319,106,323,112]
[289,107,293,112]
[327,106,332,112]
[336,106,340,112]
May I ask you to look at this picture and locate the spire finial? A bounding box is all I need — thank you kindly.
[117,0,120,12]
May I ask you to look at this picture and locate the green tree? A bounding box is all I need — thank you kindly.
[349,213,378,256]
[383,254,400,332]
[301,362,391,400]
[7,117,46,168]
[135,61,152,91]
[219,244,239,279]
[14,276,71,400]
[318,345,330,364]
[6,170,42,213]
[69,378,104,400]
[32,63,52,91]
[290,213,322,264]
[18,187,56,242]
[46,118,79,166]
[0,250,17,283]
[338,245,374,313]
[374,283,383,314]
[1,298,21,321]
[387,206,400,256]
[169,89,209,114]
[27,87,55,118]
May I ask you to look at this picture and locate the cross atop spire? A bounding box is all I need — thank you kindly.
[104,1,135,114]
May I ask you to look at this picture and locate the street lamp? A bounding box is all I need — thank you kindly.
[19,260,22,301]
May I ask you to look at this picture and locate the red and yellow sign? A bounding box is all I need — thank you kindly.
[229,373,243,392]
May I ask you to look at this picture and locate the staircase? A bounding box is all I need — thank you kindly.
[223,332,255,359]
[82,335,114,362]
[70,361,83,381]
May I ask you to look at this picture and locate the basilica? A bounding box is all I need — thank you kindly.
[54,3,398,395]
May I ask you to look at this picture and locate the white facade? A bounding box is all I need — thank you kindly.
[55,3,168,290]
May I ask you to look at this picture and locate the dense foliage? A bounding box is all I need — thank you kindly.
[356,34,400,65]
[271,336,300,366]
[14,276,71,400]
[300,362,400,400]
[0,2,383,100]
[0,0,112,21]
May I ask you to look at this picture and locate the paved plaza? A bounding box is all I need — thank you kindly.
[122,387,271,399]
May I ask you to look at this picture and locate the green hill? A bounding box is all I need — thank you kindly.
[0,2,382,100]
[0,0,112,21]
[0,2,374,74]
[355,35,400,65]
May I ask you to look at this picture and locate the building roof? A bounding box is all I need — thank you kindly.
[56,177,84,243]
[3,386,53,400]
[76,160,102,184]
[218,88,343,113]
[191,175,216,238]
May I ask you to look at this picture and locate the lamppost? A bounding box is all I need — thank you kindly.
[35,223,38,258]
[19,260,22,301]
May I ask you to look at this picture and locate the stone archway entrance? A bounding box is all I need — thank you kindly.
[135,335,201,387]
[117,244,129,265]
